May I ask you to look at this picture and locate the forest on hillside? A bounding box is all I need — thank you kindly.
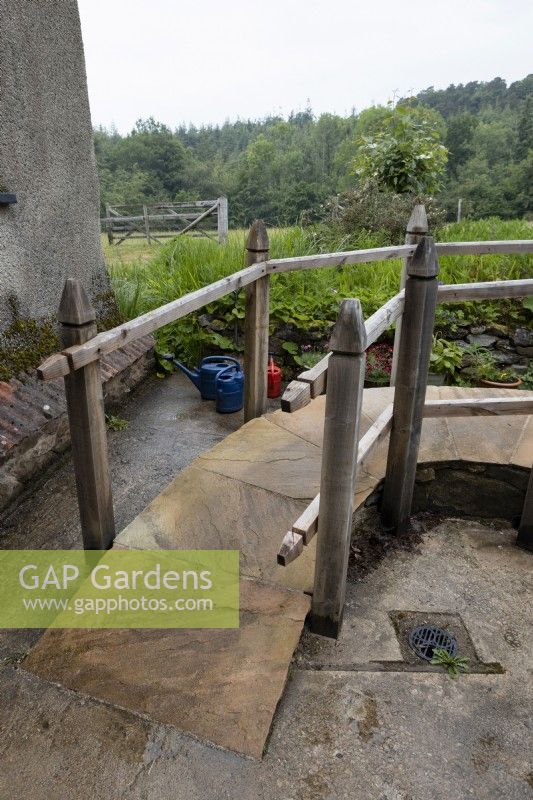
[94,75,533,226]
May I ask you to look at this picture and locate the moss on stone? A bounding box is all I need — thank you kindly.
[0,296,60,381]
[0,291,123,382]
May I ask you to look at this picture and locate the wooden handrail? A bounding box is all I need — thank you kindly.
[38,261,267,379]
[38,243,533,381]
[437,279,533,302]
[267,244,416,273]
[268,240,533,275]
[436,241,533,256]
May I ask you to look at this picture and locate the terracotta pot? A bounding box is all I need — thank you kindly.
[479,377,522,389]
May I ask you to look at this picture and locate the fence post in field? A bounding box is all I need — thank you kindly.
[517,464,533,552]
[381,236,439,534]
[390,204,428,386]
[105,204,113,245]
[310,298,367,639]
[218,196,229,244]
[58,279,115,549]
[143,204,151,244]
[244,220,270,422]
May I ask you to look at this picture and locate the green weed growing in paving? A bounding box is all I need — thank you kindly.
[105,414,129,432]
[430,647,470,678]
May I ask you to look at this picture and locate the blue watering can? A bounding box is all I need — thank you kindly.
[161,354,242,402]
[215,364,244,413]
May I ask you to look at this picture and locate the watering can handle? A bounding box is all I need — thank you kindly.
[200,356,241,367]
[215,364,241,384]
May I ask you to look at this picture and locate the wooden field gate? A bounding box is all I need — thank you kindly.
[102,196,228,245]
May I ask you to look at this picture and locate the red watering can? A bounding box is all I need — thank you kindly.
[267,356,281,399]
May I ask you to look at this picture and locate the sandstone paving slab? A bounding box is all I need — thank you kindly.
[358,386,395,421]
[265,396,328,448]
[197,416,322,500]
[418,416,460,462]
[22,578,310,760]
[447,413,528,465]
[115,464,315,592]
[266,395,375,449]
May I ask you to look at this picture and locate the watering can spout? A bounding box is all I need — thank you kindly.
[161,353,201,389]
[174,360,202,389]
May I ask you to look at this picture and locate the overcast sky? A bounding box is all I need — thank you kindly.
[78,0,532,133]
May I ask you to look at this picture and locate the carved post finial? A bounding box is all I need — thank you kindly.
[407,236,439,279]
[330,298,367,354]
[58,278,96,326]
[246,219,269,253]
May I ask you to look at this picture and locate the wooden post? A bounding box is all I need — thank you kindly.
[105,204,113,245]
[59,279,115,549]
[218,196,228,244]
[310,299,367,638]
[143,204,151,244]
[517,465,533,552]
[244,220,270,422]
[390,205,428,386]
[457,198,462,223]
[381,237,439,534]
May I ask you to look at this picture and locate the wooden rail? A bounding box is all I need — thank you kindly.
[38,210,533,558]
[267,240,533,274]
[38,261,268,380]
[39,251,532,383]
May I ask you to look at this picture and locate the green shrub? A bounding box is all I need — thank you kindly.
[430,338,464,377]
[331,181,446,244]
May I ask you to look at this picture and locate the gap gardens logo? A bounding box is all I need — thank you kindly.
[0,550,239,629]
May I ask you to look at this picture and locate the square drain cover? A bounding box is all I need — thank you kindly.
[389,611,481,666]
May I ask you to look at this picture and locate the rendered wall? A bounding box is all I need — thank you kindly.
[0,0,109,330]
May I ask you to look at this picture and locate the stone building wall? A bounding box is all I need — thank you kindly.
[0,0,110,331]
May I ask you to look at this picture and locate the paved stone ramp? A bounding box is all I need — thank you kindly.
[23,387,532,758]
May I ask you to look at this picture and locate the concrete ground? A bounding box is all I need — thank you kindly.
[1,374,532,799]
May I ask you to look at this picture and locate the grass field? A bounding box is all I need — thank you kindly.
[102,235,160,270]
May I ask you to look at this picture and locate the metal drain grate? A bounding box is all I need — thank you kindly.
[408,625,457,662]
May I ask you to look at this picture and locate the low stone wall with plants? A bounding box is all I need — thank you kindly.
[429,303,533,388]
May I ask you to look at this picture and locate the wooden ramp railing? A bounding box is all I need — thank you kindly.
[37,211,533,615]
[275,233,533,638]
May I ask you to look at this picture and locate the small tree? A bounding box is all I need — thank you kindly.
[353,104,448,194]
